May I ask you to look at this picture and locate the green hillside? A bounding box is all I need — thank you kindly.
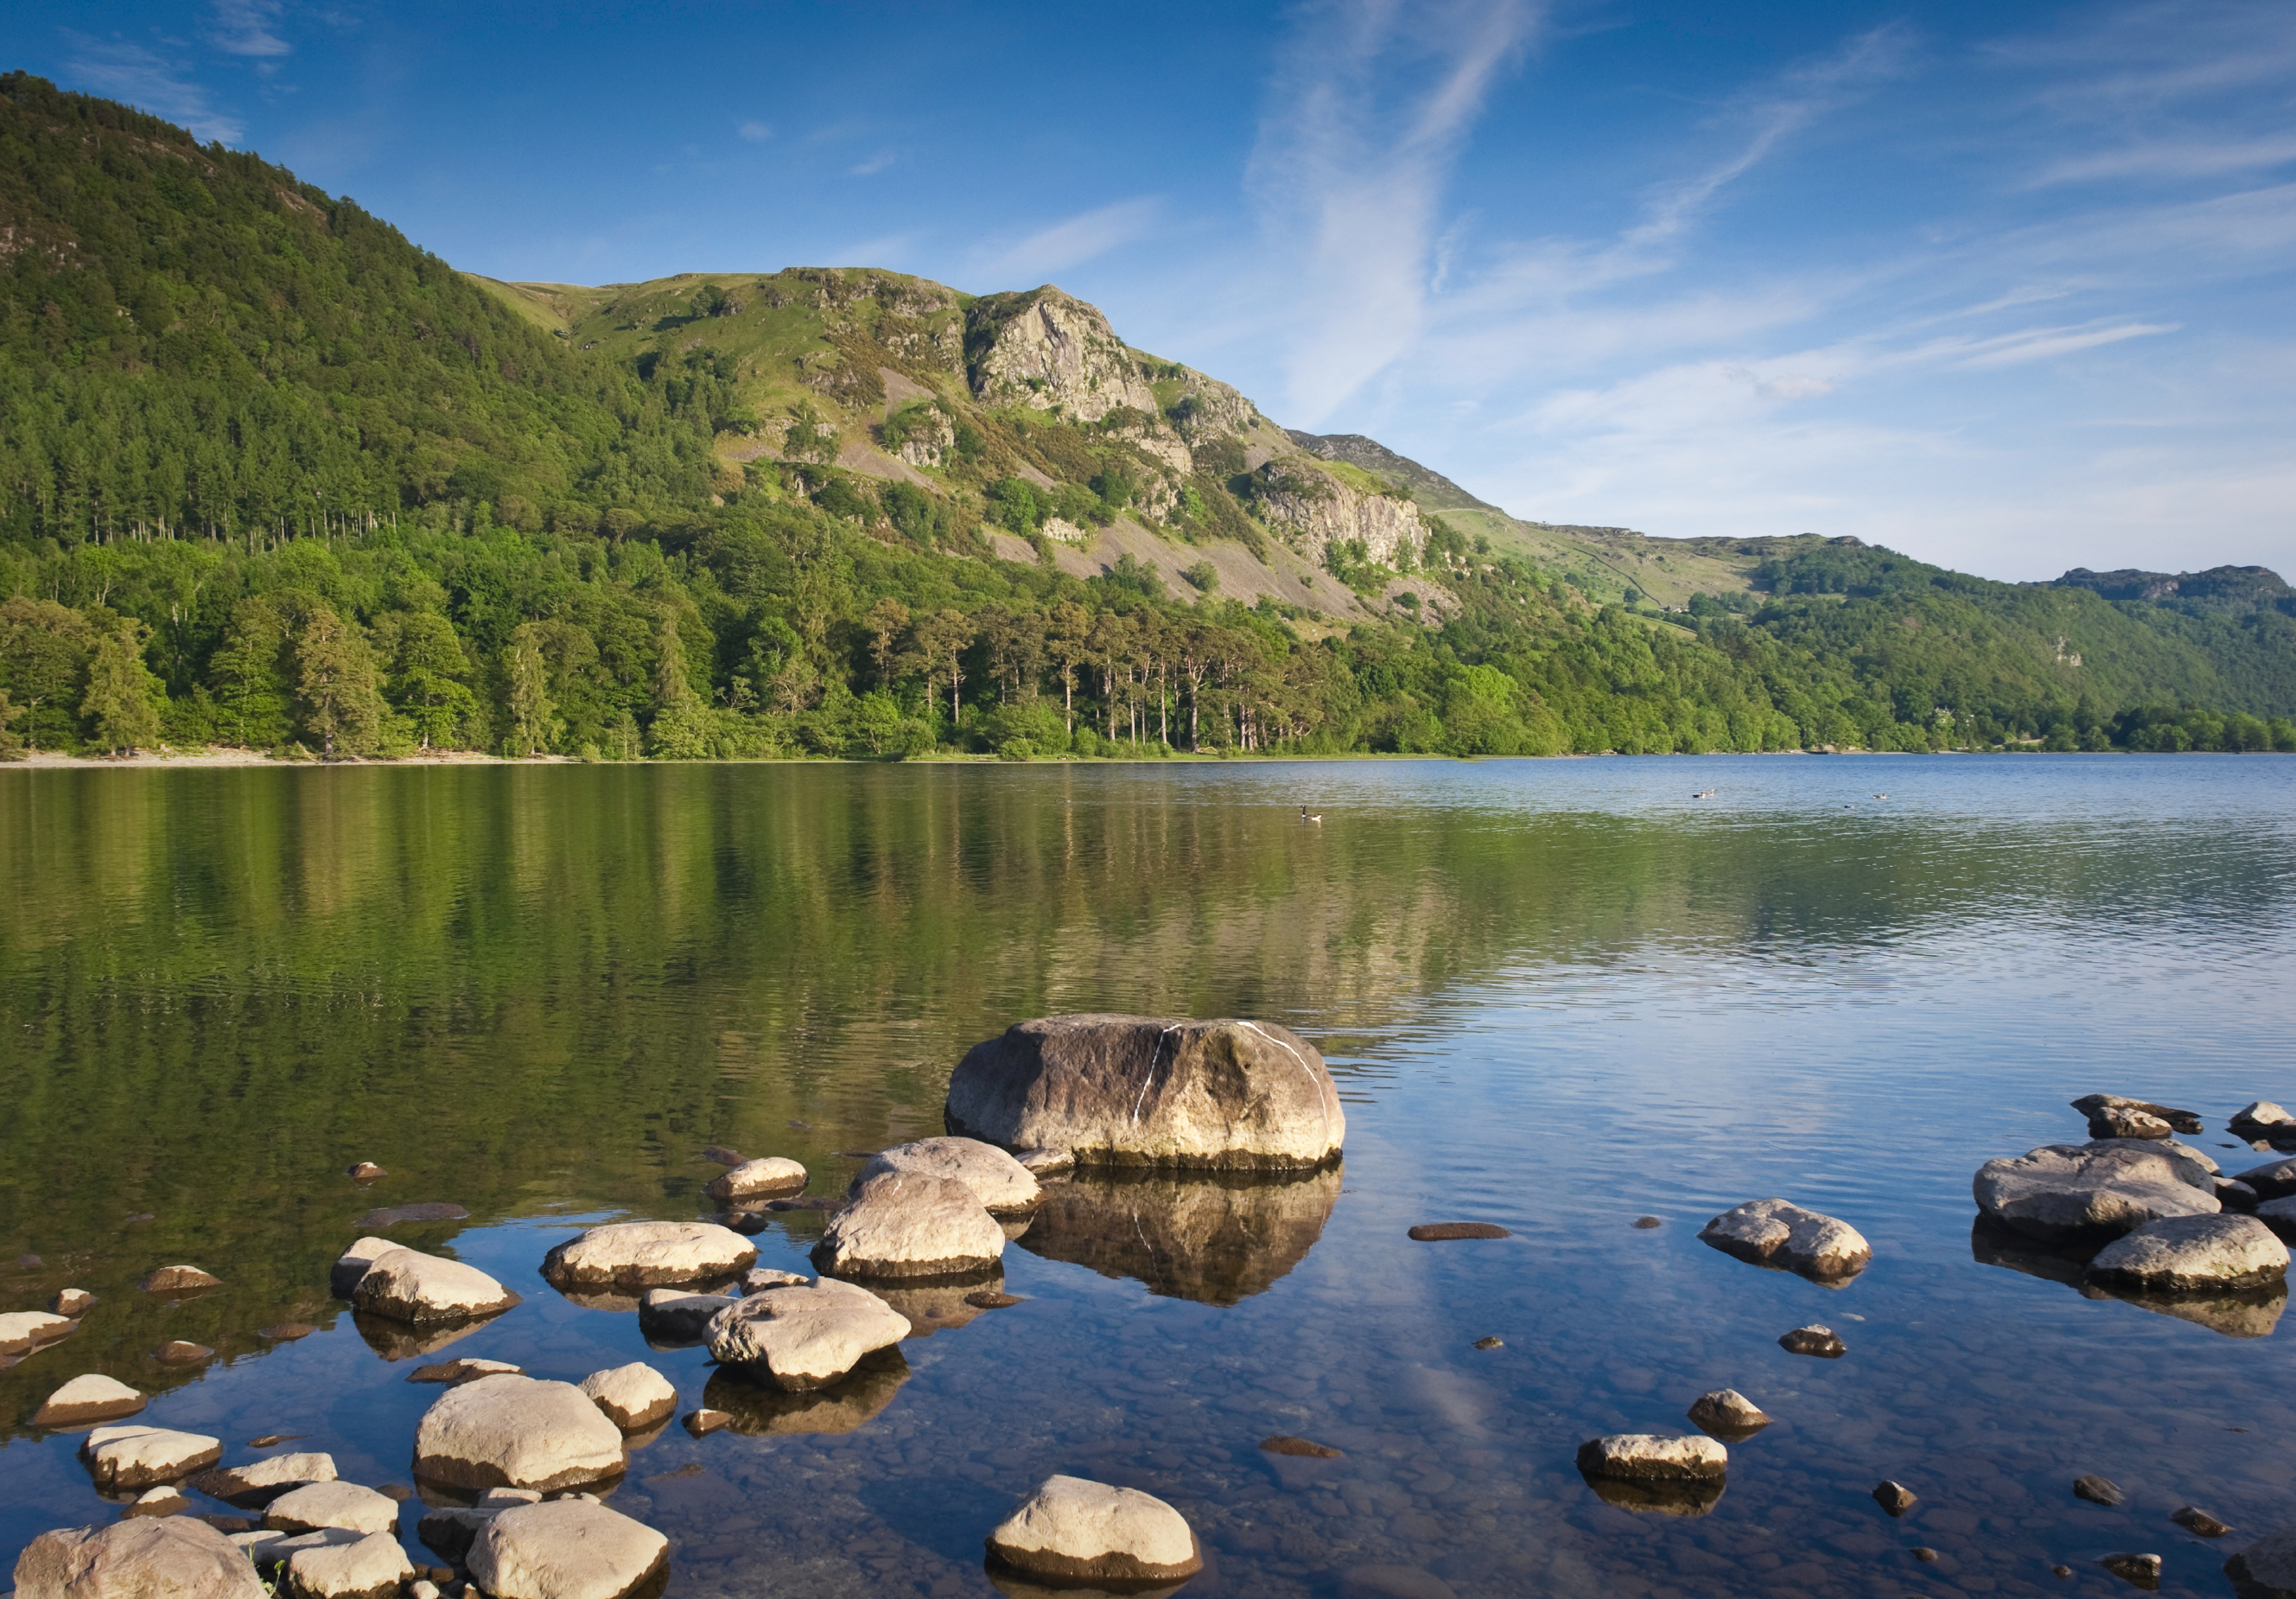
[0,72,2289,763]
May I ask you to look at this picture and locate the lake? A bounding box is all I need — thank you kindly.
[2,754,2293,1598]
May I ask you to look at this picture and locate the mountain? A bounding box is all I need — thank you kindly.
[0,72,2290,761]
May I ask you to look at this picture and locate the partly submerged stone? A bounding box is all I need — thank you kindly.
[2098,1551,2162,1587]
[984,1475,1205,1587]
[12,1516,267,1599]
[1779,1325,1847,1358]
[947,1014,1345,1169]
[2231,1102,2296,1138]
[812,1171,1006,1281]
[703,1157,808,1201]
[52,1289,97,1316]
[0,1310,75,1355]
[80,1425,222,1492]
[1575,1434,1728,1482]
[705,1277,909,1391]
[2087,1214,2289,1293]
[152,1341,213,1366]
[1873,1481,1918,1516]
[2228,1526,2296,1599]
[467,1498,670,1599]
[2076,1474,2127,1507]
[262,1481,400,1537]
[188,1453,338,1507]
[35,1375,147,1429]
[411,1373,626,1493]
[2177,1506,2234,1538]
[579,1364,677,1432]
[281,1531,411,1599]
[700,1352,912,1437]
[1973,1142,2219,1242]
[140,1265,221,1294]
[1699,1199,1872,1281]
[1408,1222,1511,1241]
[124,1486,191,1519]
[540,1221,756,1290]
[1686,1389,1770,1439]
[852,1137,1042,1216]
[2074,1094,2202,1136]
[349,1245,520,1325]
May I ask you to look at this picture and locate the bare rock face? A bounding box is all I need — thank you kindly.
[1687,1390,1771,1439]
[467,1498,670,1599]
[705,1277,910,1391]
[2087,1214,2289,1292]
[411,1374,626,1493]
[985,1475,1204,1587]
[1251,462,1429,570]
[281,1532,412,1599]
[1018,1166,1340,1305]
[813,1171,1007,1281]
[344,1244,519,1325]
[35,1375,147,1429]
[1698,1199,1872,1282]
[0,1310,75,1355]
[189,1453,337,1507]
[540,1221,756,1290]
[79,1425,222,1491]
[579,1364,677,1432]
[262,1481,400,1537]
[1974,1142,2220,1241]
[852,1137,1042,1216]
[2228,1526,2296,1599]
[13,1517,267,1599]
[703,1158,807,1201]
[947,1015,1345,1170]
[965,288,1159,423]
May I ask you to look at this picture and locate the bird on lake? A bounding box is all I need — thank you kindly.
[1692,788,1717,799]
[1301,806,1322,823]
[1871,793,1888,799]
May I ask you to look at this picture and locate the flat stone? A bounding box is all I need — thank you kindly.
[124,1486,194,1519]
[36,1375,148,1428]
[1873,1480,1918,1516]
[2088,1214,2289,1291]
[812,1170,1006,1281]
[411,1373,627,1493]
[0,1310,75,1355]
[741,1268,809,1293]
[468,1498,669,1599]
[2099,1551,2162,1586]
[348,1245,520,1325]
[1575,1434,1728,1481]
[1687,1389,1770,1438]
[578,1364,677,1431]
[1338,1566,1460,1599]
[541,1220,756,1290]
[80,1425,222,1491]
[1779,1324,1847,1358]
[283,1531,413,1599]
[1700,1198,1871,1280]
[704,1157,807,1201]
[1975,1142,2220,1242]
[1408,1222,1511,1240]
[2077,1474,2128,1506]
[152,1341,213,1366]
[358,1203,469,1228]
[408,1359,521,1385]
[262,1482,399,1537]
[140,1265,221,1294]
[1259,1436,1343,1457]
[852,1137,1042,1217]
[985,1475,1204,1586]
[705,1277,909,1391]
[682,1410,729,1437]
[636,1290,737,1344]
[1015,1148,1075,1175]
[947,1014,1345,1170]
[2176,1506,2233,1537]
[2229,1526,2296,1598]
[13,1517,266,1599]
[188,1454,337,1507]
[52,1289,97,1316]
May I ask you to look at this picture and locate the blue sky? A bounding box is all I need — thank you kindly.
[11,0,2296,581]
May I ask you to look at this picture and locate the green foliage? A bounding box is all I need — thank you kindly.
[1182,561,1218,595]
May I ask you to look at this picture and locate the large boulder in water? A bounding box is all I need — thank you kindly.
[705,1277,910,1390]
[985,1475,1204,1587]
[348,1245,520,1325]
[412,1374,626,1493]
[1698,1200,1871,1282]
[13,1517,267,1599]
[467,1499,669,1599]
[946,1015,1344,1170]
[2086,1214,2289,1293]
[1973,1141,2220,1241]
[812,1171,1007,1281]
[1017,1166,1340,1305]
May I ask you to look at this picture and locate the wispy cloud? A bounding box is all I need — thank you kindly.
[737,120,772,143]
[210,0,289,58]
[977,197,1164,287]
[60,32,243,142]
[848,150,896,177]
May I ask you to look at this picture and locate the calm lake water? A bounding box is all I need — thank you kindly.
[2,755,2293,1598]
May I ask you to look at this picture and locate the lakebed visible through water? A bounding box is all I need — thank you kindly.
[1,755,2293,1598]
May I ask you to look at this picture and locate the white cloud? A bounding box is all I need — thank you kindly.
[848,150,896,177]
[976,198,1164,287]
[60,33,243,143]
[737,120,772,143]
[1950,320,2178,368]
[210,0,289,58]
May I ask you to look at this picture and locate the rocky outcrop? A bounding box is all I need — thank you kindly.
[35,1375,147,1428]
[813,1170,1007,1281]
[1698,1199,1871,1282]
[541,1221,756,1290]
[1017,1166,1340,1304]
[706,1276,911,1390]
[1973,1141,2220,1241]
[411,1374,626,1493]
[984,1475,1204,1587]
[852,1137,1042,1216]
[12,1517,267,1599]
[467,1500,670,1599]
[2086,1214,2289,1291]
[348,1245,520,1325]
[579,1364,677,1432]
[947,1014,1345,1169]
[1250,463,1428,570]
[965,288,1156,423]
[80,1425,221,1491]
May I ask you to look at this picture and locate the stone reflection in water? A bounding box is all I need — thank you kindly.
[845,1268,1006,1339]
[1017,1165,1341,1306]
[1577,1470,1727,1519]
[700,1349,911,1436]
[351,1309,503,1362]
[1968,1219,2287,1337]
[985,1571,1193,1599]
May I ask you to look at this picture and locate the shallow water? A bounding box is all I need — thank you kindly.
[2,754,2293,1596]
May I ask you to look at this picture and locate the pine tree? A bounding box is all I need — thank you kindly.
[80,618,164,754]
[503,624,561,755]
[646,613,714,759]
[0,687,25,760]
[208,597,296,750]
[294,606,385,758]
[377,610,477,750]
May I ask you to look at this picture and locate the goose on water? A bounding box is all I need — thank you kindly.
[1691,788,1717,799]
[1301,806,1323,824]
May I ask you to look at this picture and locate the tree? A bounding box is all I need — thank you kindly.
[1046,602,1093,737]
[0,689,22,760]
[375,610,477,751]
[80,618,165,754]
[907,608,970,729]
[0,596,97,750]
[295,606,387,758]
[646,613,714,759]
[864,597,911,687]
[207,596,296,749]
[503,624,561,755]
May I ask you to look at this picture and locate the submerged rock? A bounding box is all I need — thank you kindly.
[984,1475,1205,1587]
[1016,1165,1340,1306]
[1778,1325,1847,1358]
[411,1374,626,1493]
[812,1170,1006,1281]
[2176,1506,2234,1538]
[705,1276,909,1390]
[12,1517,266,1599]
[468,1499,669,1599]
[852,1137,1042,1216]
[947,1014,1345,1169]
[1974,1142,2219,1242]
[80,1425,222,1492]
[1408,1222,1511,1241]
[188,1454,337,1508]
[578,1364,677,1432]
[704,1158,807,1201]
[541,1221,756,1290]
[1686,1390,1770,1439]
[35,1375,148,1428]
[1260,1435,1345,1458]
[1699,1199,1871,1281]
[1337,1567,1460,1599]
[357,1203,469,1229]
[2098,1551,2162,1588]
[346,1245,520,1325]
[152,1341,213,1366]
[2076,1474,2127,1507]
[2087,1214,2289,1292]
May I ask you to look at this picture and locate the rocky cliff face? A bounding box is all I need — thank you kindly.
[1251,463,1428,568]
[965,286,1157,422]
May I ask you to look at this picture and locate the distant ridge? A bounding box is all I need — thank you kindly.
[2056,565,2294,615]
[1284,431,1498,513]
